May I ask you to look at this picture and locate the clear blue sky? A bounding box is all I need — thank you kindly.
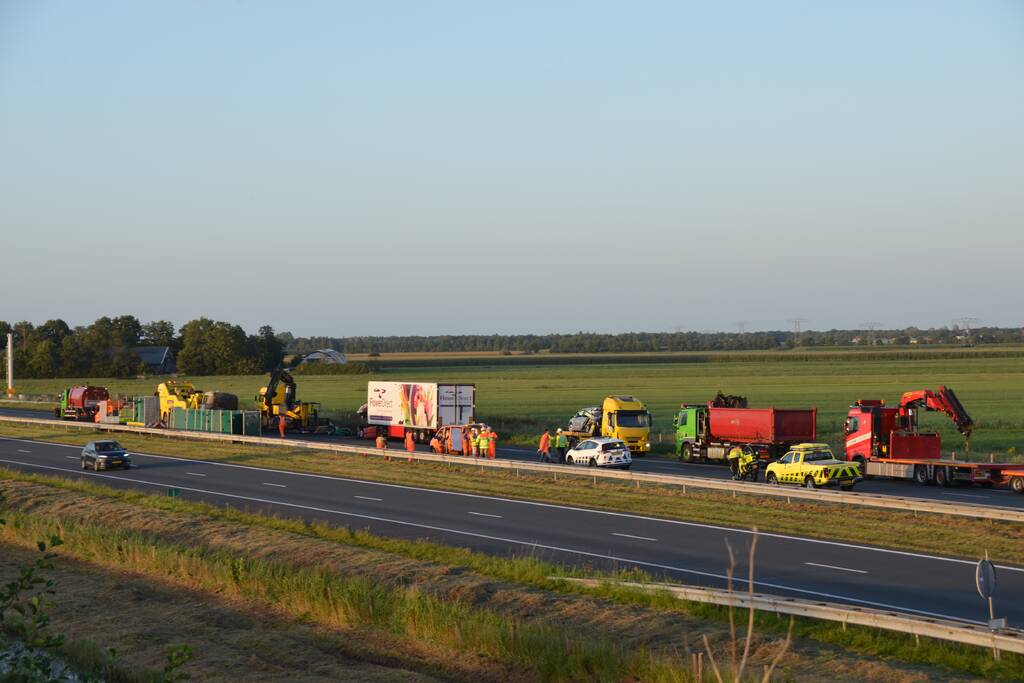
[2,1,1021,336]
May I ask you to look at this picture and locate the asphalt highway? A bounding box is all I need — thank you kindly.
[1,433,1021,627]
[2,405,1023,509]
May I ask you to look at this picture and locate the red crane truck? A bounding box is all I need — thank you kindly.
[54,386,110,421]
[673,394,817,463]
[843,386,1024,493]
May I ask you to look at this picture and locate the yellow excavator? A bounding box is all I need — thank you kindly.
[256,369,332,433]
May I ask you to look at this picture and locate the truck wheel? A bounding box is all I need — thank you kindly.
[934,467,950,488]
[913,465,929,486]
[1011,477,1024,494]
[680,444,693,463]
[588,458,597,468]
[840,483,855,492]
[80,458,87,470]
[766,472,778,485]
[853,456,872,480]
[804,476,816,489]
[565,455,574,465]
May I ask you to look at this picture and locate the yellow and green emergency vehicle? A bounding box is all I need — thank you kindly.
[765,443,862,490]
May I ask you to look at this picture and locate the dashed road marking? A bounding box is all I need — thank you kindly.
[467,511,503,518]
[263,482,286,488]
[65,455,78,460]
[612,532,658,542]
[186,472,207,477]
[805,562,867,574]
[17,449,31,453]
[355,495,382,501]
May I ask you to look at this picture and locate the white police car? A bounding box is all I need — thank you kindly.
[564,437,632,469]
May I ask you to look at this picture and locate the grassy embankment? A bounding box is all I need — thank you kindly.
[1,421,1021,565]
[8,347,1024,457]
[3,470,1023,682]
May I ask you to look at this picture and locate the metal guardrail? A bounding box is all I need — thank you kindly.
[2,415,1023,523]
[559,577,1024,655]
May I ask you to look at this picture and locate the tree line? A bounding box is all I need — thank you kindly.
[5,317,1021,380]
[280,326,1024,355]
[0,317,283,379]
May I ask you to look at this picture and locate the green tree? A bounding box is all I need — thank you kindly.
[141,320,177,347]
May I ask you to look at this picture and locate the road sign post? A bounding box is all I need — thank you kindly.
[976,550,1002,660]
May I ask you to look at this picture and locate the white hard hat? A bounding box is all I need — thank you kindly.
[556,428,562,433]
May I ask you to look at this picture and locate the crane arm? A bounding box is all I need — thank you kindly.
[898,386,973,437]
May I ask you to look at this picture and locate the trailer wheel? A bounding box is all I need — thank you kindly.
[913,465,929,486]
[680,444,694,463]
[1011,477,1024,494]
[934,467,950,488]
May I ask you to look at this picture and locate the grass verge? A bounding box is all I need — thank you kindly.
[2,469,1023,681]
[2,421,1022,565]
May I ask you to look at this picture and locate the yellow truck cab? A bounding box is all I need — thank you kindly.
[601,395,651,454]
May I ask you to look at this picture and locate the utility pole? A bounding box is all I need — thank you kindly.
[787,318,808,346]
[5,333,14,398]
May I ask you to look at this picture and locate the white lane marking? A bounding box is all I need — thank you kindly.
[262,482,286,488]
[0,457,987,626]
[612,532,658,542]
[467,511,503,518]
[2,438,1022,573]
[66,455,79,460]
[186,472,207,477]
[805,562,868,574]
[355,495,382,502]
[17,449,31,453]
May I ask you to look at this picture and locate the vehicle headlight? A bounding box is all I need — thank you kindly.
[645,443,651,448]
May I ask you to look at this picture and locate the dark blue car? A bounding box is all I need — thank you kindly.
[80,440,132,471]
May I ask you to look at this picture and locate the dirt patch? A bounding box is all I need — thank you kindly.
[0,543,444,682]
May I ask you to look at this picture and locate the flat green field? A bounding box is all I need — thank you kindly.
[9,351,1024,456]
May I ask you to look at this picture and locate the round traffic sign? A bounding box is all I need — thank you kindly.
[976,559,996,599]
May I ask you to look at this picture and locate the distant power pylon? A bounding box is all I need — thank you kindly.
[787,318,809,345]
[860,321,880,346]
[734,321,750,334]
[957,317,981,336]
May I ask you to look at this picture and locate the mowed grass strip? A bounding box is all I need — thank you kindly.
[2,421,1022,564]
[3,472,1023,682]
[0,479,718,683]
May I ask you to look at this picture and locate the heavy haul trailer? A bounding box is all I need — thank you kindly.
[562,395,652,454]
[363,381,476,442]
[54,386,110,421]
[843,386,1024,493]
[673,395,817,463]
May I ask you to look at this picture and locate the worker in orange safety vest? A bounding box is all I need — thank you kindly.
[404,430,416,453]
[487,427,497,459]
[538,430,551,462]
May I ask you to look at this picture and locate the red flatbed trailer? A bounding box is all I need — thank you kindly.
[843,387,1024,493]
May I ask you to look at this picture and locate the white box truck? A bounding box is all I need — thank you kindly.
[366,382,476,441]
